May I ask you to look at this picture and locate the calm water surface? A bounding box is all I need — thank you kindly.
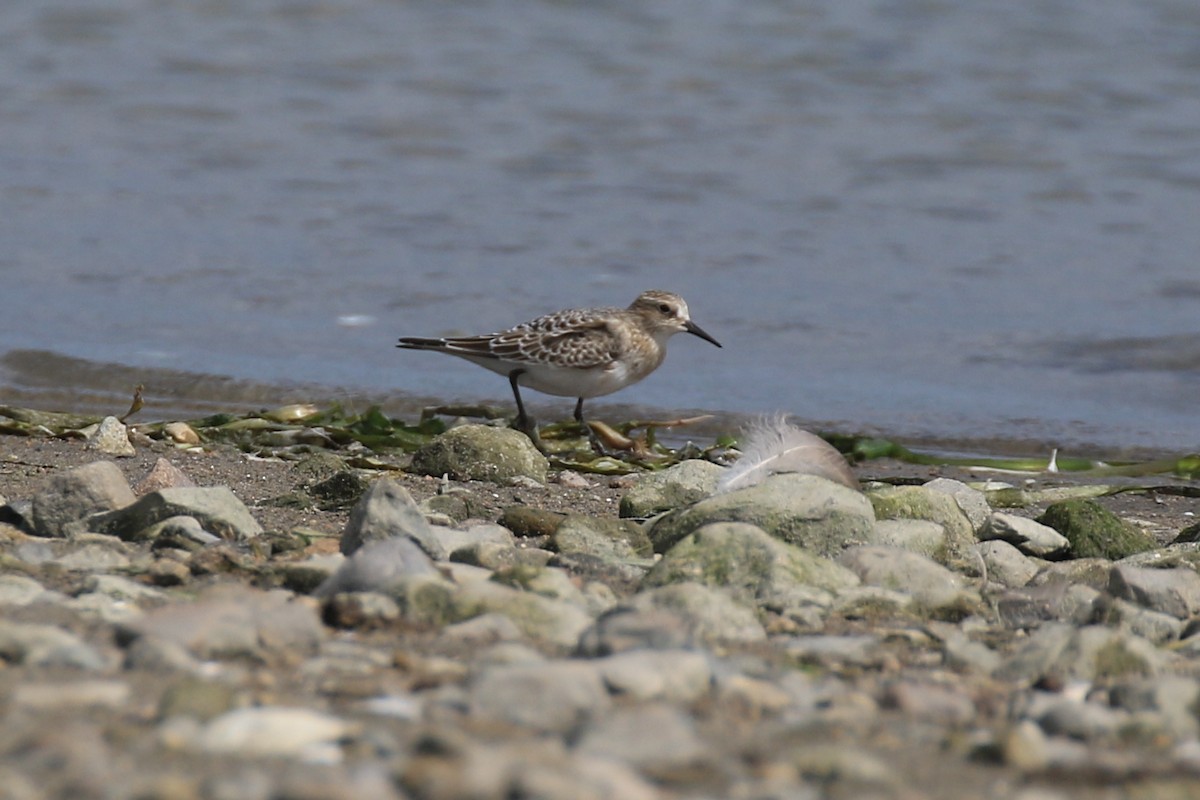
[2,1,1200,452]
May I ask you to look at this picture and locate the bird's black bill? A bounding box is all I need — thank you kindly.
[685,320,722,348]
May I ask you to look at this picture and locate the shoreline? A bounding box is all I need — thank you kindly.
[1,348,1186,463]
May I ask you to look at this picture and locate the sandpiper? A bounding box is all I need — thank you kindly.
[397,290,721,445]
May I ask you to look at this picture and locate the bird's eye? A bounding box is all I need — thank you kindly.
[658,303,672,314]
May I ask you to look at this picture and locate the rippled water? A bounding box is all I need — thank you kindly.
[2,1,1199,452]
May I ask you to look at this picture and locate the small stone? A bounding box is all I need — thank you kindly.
[595,649,713,703]
[978,539,1039,587]
[134,458,196,496]
[924,477,991,534]
[159,677,238,721]
[322,591,401,629]
[13,681,130,710]
[194,707,356,761]
[984,513,1070,557]
[625,583,767,645]
[309,470,370,510]
[552,515,652,559]
[839,545,979,616]
[881,682,977,725]
[120,585,325,660]
[148,558,192,587]
[87,416,135,457]
[0,620,108,670]
[92,487,263,542]
[410,424,548,484]
[1108,564,1200,619]
[162,421,202,445]
[873,518,949,558]
[468,661,609,733]
[340,478,445,559]
[31,461,136,538]
[574,703,708,775]
[1004,720,1050,772]
[618,459,724,518]
[868,484,976,567]
[500,506,565,538]
[0,574,54,606]
[315,537,438,597]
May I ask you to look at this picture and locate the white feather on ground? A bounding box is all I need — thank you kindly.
[717,415,858,492]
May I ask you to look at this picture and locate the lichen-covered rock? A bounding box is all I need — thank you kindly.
[923,478,991,535]
[866,485,976,568]
[618,460,723,518]
[410,424,548,484]
[552,515,652,559]
[1037,499,1154,559]
[839,545,982,617]
[31,461,136,538]
[642,522,859,613]
[623,582,767,645]
[647,473,876,557]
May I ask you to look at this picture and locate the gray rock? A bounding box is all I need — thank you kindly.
[552,515,652,559]
[280,554,345,594]
[1036,698,1126,741]
[30,461,136,538]
[431,522,515,555]
[468,660,610,733]
[997,583,1100,628]
[994,623,1166,684]
[410,424,548,484]
[873,518,950,558]
[439,612,526,645]
[595,649,712,702]
[52,542,132,572]
[0,621,108,670]
[315,537,438,597]
[1104,598,1184,644]
[839,545,979,615]
[574,703,708,774]
[321,591,402,629]
[978,539,1039,587]
[618,459,724,518]
[784,634,885,668]
[0,574,55,606]
[984,513,1070,557]
[1028,558,1114,590]
[648,473,876,557]
[120,585,325,660]
[924,477,991,534]
[1108,564,1200,619]
[867,484,976,568]
[389,573,593,649]
[1109,676,1200,740]
[450,539,522,570]
[13,681,131,711]
[881,681,977,725]
[86,416,135,457]
[340,477,445,559]
[576,607,695,656]
[133,457,196,496]
[642,522,859,613]
[141,515,219,550]
[625,582,768,645]
[92,487,263,542]
[194,707,356,759]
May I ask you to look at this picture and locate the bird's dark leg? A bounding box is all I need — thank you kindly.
[575,397,608,455]
[508,369,546,452]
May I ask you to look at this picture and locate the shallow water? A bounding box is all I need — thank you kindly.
[2,1,1199,452]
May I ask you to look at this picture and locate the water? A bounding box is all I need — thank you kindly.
[2,0,1199,453]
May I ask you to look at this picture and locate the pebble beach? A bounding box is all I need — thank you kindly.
[2,412,1200,800]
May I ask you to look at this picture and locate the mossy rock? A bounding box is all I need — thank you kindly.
[410,424,548,484]
[1037,499,1154,559]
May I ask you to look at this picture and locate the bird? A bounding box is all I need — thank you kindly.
[396,289,721,447]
